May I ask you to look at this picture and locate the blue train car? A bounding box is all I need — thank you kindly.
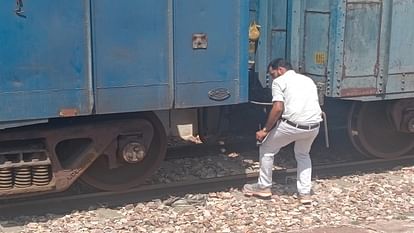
[2,0,413,199]
[0,0,248,197]
[249,0,414,158]
[0,0,248,125]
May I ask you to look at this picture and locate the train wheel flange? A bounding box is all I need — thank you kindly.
[80,113,166,191]
[348,101,414,158]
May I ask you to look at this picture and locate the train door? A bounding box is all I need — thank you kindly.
[385,0,414,95]
[0,1,92,124]
[91,0,172,114]
[301,2,330,85]
[329,0,414,97]
[173,0,249,108]
[336,1,382,97]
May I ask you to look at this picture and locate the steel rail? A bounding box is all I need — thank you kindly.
[1,155,413,218]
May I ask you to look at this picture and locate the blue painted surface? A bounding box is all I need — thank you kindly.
[343,4,381,77]
[253,0,414,100]
[303,1,330,79]
[174,0,248,108]
[0,1,92,122]
[0,1,249,128]
[250,0,288,88]
[386,0,414,95]
[92,0,172,113]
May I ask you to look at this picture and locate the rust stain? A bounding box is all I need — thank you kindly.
[59,108,79,117]
[340,87,377,97]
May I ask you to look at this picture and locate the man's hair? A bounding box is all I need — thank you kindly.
[267,58,293,71]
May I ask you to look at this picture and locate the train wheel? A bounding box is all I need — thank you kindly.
[80,113,167,191]
[348,101,414,158]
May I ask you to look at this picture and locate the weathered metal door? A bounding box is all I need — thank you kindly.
[330,0,414,98]
[0,1,92,123]
[385,0,414,95]
[302,1,330,83]
[92,0,172,114]
[339,1,382,97]
[173,0,248,108]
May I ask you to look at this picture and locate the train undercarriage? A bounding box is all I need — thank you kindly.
[0,98,413,199]
[348,99,414,158]
[0,112,166,199]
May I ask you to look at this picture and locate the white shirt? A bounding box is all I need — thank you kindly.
[272,70,322,124]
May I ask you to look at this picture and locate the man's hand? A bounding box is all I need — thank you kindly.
[256,129,268,142]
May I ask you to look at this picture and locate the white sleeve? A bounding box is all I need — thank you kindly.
[272,80,285,102]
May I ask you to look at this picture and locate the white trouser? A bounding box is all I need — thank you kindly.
[258,120,319,194]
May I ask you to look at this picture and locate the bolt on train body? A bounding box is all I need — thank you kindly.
[0,0,413,199]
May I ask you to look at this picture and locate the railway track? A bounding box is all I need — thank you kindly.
[164,135,257,160]
[1,154,413,218]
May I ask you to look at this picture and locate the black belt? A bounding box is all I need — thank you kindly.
[282,119,319,130]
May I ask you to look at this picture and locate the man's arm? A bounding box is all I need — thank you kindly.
[256,101,284,141]
[263,101,284,132]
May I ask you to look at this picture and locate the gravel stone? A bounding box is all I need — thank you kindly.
[4,165,413,232]
[1,142,414,232]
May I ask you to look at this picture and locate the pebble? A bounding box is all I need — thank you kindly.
[1,144,413,232]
